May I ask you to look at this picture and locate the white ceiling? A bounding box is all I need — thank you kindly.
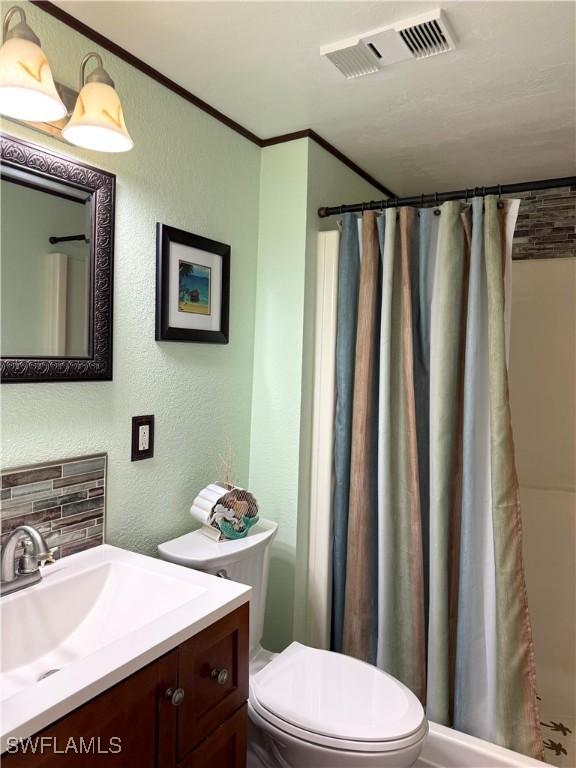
[54,1,576,196]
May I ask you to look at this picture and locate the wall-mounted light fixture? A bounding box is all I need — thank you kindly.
[63,52,133,153]
[0,7,133,152]
[0,5,66,121]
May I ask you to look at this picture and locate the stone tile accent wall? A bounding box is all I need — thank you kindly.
[0,454,106,559]
[513,186,576,260]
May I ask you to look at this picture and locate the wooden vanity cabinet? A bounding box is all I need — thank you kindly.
[177,706,247,768]
[177,603,249,759]
[3,603,249,768]
[2,650,179,768]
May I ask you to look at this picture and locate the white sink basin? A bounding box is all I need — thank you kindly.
[0,544,250,750]
[1,560,204,698]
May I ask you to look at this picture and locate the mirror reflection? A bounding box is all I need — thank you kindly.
[1,171,91,358]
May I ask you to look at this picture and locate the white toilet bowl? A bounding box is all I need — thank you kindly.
[248,703,426,768]
[248,642,427,768]
[158,519,427,768]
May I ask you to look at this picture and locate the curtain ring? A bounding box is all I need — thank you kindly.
[482,186,487,197]
[434,192,439,205]
[395,197,399,209]
[498,184,502,198]
[465,189,469,202]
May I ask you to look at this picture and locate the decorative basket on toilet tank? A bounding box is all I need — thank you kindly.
[190,482,259,541]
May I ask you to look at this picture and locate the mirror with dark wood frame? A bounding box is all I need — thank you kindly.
[0,134,115,383]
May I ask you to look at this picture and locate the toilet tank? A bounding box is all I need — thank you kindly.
[158,518,277,658]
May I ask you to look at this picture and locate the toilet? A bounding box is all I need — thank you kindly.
[158,518,427,768]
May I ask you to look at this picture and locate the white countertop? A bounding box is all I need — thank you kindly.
[0,544,250,751]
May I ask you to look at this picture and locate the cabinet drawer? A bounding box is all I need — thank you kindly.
[178,705,246,768]
[178,603,249,759]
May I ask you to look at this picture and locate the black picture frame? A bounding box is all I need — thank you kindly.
[155,223,230,344]
[0,133,115,383]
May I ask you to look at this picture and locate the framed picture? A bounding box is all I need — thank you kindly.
[156,224,230,344]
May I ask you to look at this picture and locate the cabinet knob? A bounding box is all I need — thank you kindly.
[210,668,229,685]
[165,687,185,706]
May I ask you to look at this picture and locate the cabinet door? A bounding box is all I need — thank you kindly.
[177,603,249,759]
[3,650,179,768]
[178,706,247,768]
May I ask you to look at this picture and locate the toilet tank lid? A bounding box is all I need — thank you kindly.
[250,642,425,743]
[158,518,278,568]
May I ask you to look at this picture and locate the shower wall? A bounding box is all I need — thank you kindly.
[509,187,575,768]
[513,186,576,261]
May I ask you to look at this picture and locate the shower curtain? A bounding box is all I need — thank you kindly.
[331,197,543,761]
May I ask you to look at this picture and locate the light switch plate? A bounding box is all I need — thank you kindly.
[131,415,154,461]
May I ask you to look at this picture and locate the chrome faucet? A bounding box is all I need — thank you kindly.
[0,525,54,597]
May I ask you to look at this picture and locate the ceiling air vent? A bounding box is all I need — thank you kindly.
[322,40,381,79]
[321,10,456,79]
[396,11,454,59]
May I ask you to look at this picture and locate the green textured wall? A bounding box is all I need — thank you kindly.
[249,140,310,650]
[249,140,382,650]
[0,3,261,555]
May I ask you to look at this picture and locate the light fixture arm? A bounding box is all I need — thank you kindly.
[80,52,115,89]
[2,5,40,46]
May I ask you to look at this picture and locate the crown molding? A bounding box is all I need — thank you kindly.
[261,129,395,198]
[32,1,395,198]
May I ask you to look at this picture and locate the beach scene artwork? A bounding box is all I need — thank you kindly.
[178,259,211,315]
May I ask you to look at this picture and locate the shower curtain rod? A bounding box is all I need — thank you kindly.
[317,175,576,218]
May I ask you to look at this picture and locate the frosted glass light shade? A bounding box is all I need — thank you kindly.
[0,36,66,121]
[63,81,133,153]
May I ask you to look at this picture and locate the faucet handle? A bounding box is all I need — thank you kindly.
[20,538,55,572]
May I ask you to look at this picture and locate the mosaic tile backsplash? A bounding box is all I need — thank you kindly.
[0,454,106,560]
[513,186,576,260]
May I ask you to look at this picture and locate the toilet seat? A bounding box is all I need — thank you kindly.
[249,642,427,754]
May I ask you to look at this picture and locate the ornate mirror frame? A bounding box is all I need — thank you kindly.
[0,134,115,383]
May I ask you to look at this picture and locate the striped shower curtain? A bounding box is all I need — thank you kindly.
[331,197,544,761]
